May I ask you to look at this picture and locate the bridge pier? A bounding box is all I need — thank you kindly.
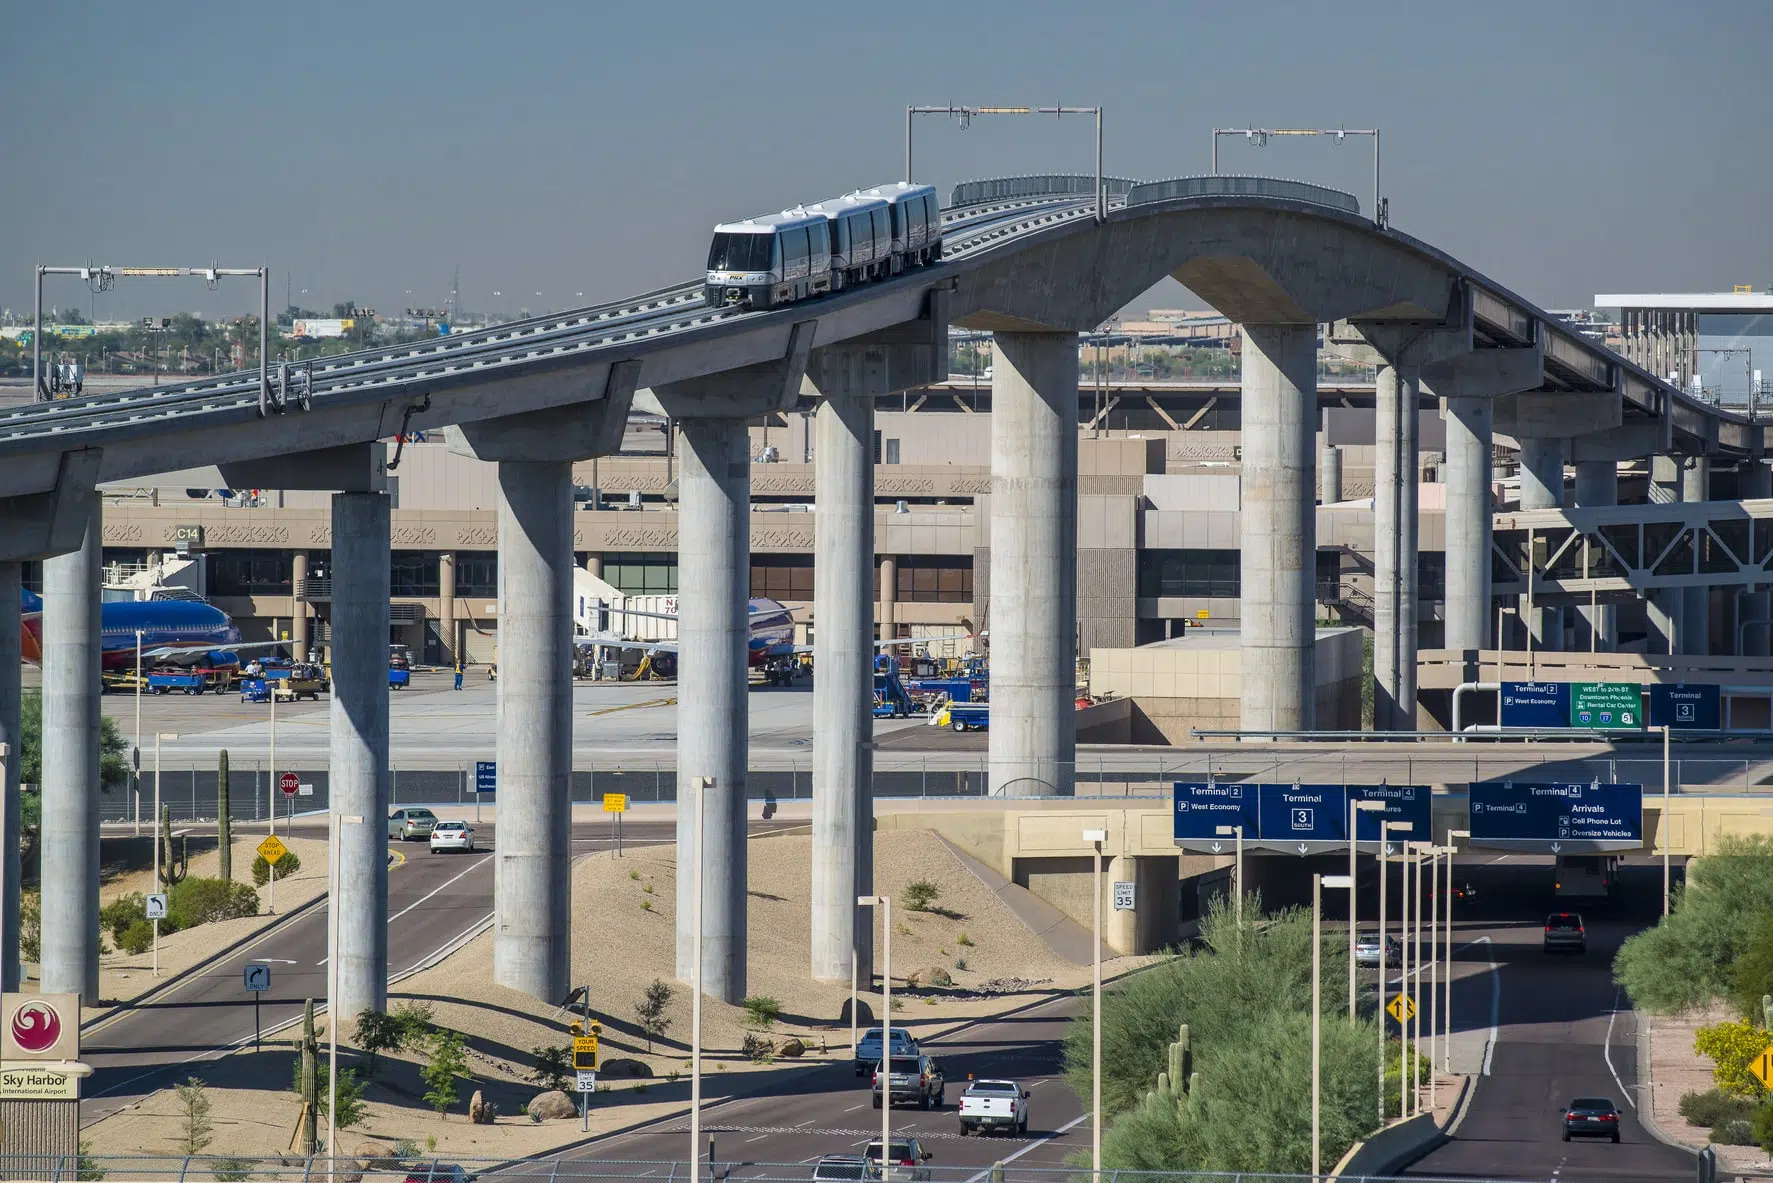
[1372,361,1420,731]
[1741,462,1772,657]
[989,330,1078,794]
[1573,461,1618,650]
[0,561,19,991]
[1647,454,1684,654]
[1516,438,1565,650]
[1682,457,1712,655]
[41,497,102,1002]
[331,490,392,1023]
[1239,324,1318,732]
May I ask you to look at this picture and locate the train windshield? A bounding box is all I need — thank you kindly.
[707,232,775,272]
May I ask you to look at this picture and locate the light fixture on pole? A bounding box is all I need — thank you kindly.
[1314,873,1353,1178]
[904,104,1107,221]
[1215,824,1243,928]
[151,732,178,976]
[1377,818,1411,1121]
[1349,800,1386,1019]
[1444,831,1470,1076]
[133,629,144,836]
[1209,125,1386,227]
[691,777,711,1180]
[1662,723,1672,916]
[1083,828,1108,1182]
[327,810,362,1179]
[858,891,893,1174]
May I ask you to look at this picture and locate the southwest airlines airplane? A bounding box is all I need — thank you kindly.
[20,589,274,671]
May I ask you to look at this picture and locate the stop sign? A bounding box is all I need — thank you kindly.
[279,771,300,797]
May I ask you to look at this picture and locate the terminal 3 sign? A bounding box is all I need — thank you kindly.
[1173,782,1431,856]
[1499,682,1721,732]
[1468,781,1643,852]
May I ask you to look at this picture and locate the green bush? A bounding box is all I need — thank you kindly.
[530,1045,574,1093]
[119,919,155,956]
[101,894,157,943]
[1755,1101,1773,1155]
[251,849,302,886]
[1717,1117,1756,1145]
[1732,912,1773,1020]
[1616,834,1773,1014]
[742,995,781,1028]
[1680,1087,1756,1128]
[166,877,259,929]
[901,880,941,913]
[20,893,39,962]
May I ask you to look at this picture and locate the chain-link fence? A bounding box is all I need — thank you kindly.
[0,1155,1522,1183]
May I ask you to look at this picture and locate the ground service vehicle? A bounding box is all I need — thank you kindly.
[429,821,476,853]
[854,1027,919,1075]
[1562,1096,1621,1142]
[705,183,942,310]
[873,1054,946,1109]
[389,807,440,841]
[958,1078,1030,1135]
[1544,912,1587,953]
[863,1138,933,1181]
[933,697,990,732]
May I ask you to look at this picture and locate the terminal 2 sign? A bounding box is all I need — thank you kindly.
[1500,681,1721,732]
[1173,782,1430,856]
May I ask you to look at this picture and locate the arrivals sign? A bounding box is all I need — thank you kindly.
[1174,782,1430,855]
[1468,782,1643,851]
[1571,683,1645,730]
[1649,683,1721,731]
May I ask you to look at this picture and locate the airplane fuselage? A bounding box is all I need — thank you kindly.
[21,591,245,669]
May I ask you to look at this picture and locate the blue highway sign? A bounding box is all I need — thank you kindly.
[1648,683,1721,731]
[1500,682,1571,729]
[1254,783,1349,856]
[1468,781,1643,851]
[1172,782,1259,853]
[1350,784,1432,850]
[475,760,496,794]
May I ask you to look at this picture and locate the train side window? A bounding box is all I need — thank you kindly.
[873,207,891,246]
[830,216,849,258]
[809,220,831,259]
[924,193,939,227]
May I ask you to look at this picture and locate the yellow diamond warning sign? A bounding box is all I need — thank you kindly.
[257,834,289,865]
[1385,994,1417,1024]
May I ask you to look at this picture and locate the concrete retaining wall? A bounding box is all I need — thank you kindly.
[1331,1113,1444,1178]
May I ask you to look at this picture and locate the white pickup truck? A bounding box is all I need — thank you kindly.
[958,1078,1029,1136]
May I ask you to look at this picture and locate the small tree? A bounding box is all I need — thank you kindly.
[421,1029,469,1116]
[1696,1020,1772,1098]
[742,995,781,1028]
[530,1045,574,1093]
[216,749,232,883]
[901,879,940,913]
[635,979,675,1052]
[174,1076,214,1154]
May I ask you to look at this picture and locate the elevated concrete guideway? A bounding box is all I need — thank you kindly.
[7,171,1761,1009]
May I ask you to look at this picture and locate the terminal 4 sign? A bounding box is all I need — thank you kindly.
[1173,782,1430,856]
[1468,781,1643,852]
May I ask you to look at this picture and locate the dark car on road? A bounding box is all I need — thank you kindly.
[1563,1096,1621,1142]
[1544,912,1587,954]
[872,1054,946,1110]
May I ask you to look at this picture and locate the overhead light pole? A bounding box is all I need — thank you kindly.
[327,809,362,1180]
[1378,818,1411,1121]
[1210,125,1385,227]
[1083,828,1108,1182]
[1314,873,1353,1179]
[1215,824,1243,929]
[905,104,1107,221]
[1445,830,1470,1076]
[134,630,144,835]
[152,731,178,976]
[691,777,710,1180]
[858,891,893,1174]
[1350,799,1386,1018]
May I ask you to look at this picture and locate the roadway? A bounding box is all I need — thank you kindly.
[1408,860,1694,1182]
[79,817,796,1124]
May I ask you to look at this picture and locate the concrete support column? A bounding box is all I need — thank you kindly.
[1573,461,1618,651]
[1239,324,1318,731]
[330,492,391,1023]
[1683,457,1712,654]
[1373,363,1419,731]
[438,551,457,665]
[585,554,603,580]
[1647,455,1683,653]
[879,556,898,641]
[1103,854,1180,956]
[1320,444,1343,505]
[675,418,749,1002]
[1516,438,1565,650]
[811,393,874,984]
[1742,462,1772,657]
[1444,396,1493,653]
[291,551,309,659]
[0,561,21,991]
[493,462,574,1001]
[41,499,101,1002]
[988,331,1078,795]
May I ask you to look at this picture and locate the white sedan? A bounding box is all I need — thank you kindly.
[428,821,476,853]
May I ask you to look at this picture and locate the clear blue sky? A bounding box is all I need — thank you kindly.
[3,0,1768,324]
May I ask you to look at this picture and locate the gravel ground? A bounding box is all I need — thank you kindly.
[1645,1003,1773,1173]
[84,828,1124,1158]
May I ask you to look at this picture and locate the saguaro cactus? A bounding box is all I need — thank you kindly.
[159,804,189,886]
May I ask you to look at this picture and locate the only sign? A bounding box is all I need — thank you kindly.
[279,771,300,798]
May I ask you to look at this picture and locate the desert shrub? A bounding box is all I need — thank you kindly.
[1616,834,1773,1013]
[166,877,258,928]
[251,849,302,885]
[100,894,159,943]
[119,919,155,955]
[530,1045,573,1093]
[901,880,940,913]
[1680,1087,1756,1128]
[742,995,781,1028]
[1696,1019,1773,1099]
[740,1032,773,1063]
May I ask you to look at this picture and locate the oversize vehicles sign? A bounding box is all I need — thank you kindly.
[1468,782,1643,851]
[1500,682,1570,729]
[1172,782,1259,852]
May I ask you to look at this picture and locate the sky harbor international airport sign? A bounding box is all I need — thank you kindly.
[1173,782,1431,856]
[1467,781,1644,853]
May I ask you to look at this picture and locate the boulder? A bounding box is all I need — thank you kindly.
[354,1143,393,1160]
[468,1089,496,1124]
[527,1089,579,1120]
[776,1037,806,1058]
[908,966,952,988]
[839,997,874,1026]
[604,1057,653,1078]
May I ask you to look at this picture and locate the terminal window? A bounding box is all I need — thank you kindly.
[751,554,813,601]
[211,549,292,596]
[1138,549,1238,599]
[605,553,678,595]
[876,557,973,603]
[390,552,441,597]
[455,552,498,598]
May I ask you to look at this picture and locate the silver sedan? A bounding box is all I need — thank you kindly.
[428,821,476,853]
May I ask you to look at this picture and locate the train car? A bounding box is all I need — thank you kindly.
[804,193,892,291]
[704,209,833,310]
[858,182,943,269]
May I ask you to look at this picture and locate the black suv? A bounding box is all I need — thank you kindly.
[1544,912,1587,954]
[1562,1096,1620,1143]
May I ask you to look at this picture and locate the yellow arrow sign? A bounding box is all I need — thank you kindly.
[257,834,289,865]
[1386,994,1417,1024]
[1751,1046,1773,1090]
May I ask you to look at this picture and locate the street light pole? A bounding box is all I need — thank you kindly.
[904,104,1107,221]
[1663,724,1672,915]
[1314,873,1353,1178]
[1350,800,1385,1020]
[1446,831,1469,1076]
[152,731,176,976]
[1216,824,1243,928]
[691,777,710,1180]
[1084,828,1107,1182]
[134,629,143,836]
[859,892,894,1172]
[1210,126,1385,227]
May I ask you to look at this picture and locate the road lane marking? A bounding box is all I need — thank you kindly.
[1459,935,1501,1077]
[961,1112,1088,1180]
[1603,984,1635,1109]
[387,852,493,923]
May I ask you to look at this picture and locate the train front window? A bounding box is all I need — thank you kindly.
[708,232,774,273]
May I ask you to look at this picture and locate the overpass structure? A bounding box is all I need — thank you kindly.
[2,171,1761,1022]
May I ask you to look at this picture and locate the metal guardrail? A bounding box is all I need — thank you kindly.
[1126,175,1362,215]
[0,1154,1521,1182]
[950,175,1138,206]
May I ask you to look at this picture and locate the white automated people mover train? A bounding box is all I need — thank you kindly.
[704,182,943,310]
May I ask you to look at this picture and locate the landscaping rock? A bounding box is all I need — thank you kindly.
[527,1089,579,1120]
[839,997,874,1026]
[468,1088,496,1124]
[777,1037,806,1058]
[908,966,952,988]
[604,1057,653,1077]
